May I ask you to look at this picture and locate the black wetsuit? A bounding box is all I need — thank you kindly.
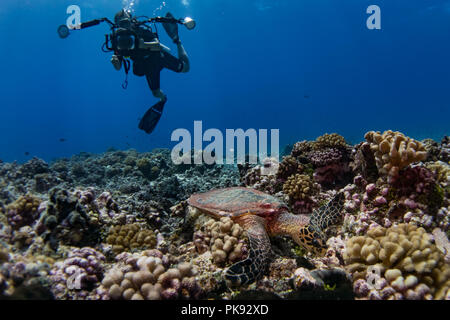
[116,24,184,92]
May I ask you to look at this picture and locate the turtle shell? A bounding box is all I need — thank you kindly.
[187,187,288,219]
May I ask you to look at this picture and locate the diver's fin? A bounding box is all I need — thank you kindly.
[163,12,179,42]
[138,100,166,134]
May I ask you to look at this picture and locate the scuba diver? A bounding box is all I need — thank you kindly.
[57,9,195,134]
[112,10,190,133]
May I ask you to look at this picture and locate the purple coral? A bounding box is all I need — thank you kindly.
[393,166,436,196]
[50,247,105,299]
[308,148,343,167]
[308,148,351,188]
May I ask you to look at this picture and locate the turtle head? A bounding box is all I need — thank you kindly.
[294,224,327,255]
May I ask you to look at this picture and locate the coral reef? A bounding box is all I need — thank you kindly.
[193,217,248,266]
[344,223,450,300]
[282,174,320,213]
[49,247,105,299]
[36,188,99,247]
[314,133,348,150]
[99,249,202,300]
[106,224,157,254]
[240,158,281,194]
[0,131,448,300]
[365,130,427,182]
[5,194,41,229]
[277,156,303,181]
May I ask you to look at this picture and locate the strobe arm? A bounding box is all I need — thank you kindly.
[80,19,102,29]
[58,17,115,39]
[80,17,115,29]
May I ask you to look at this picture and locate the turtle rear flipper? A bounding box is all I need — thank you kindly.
[225,215,272,287]
[310,192,345,231]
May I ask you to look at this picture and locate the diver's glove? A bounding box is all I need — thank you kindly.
[111,55,122,71]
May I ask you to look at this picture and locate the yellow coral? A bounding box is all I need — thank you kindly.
[365,130,428,178]
[314,133,348,150]
[344,223,450,299]
[106,224,156,254]
[5,194,41,229]
[283,174,319,202]
[425,161,449,187]
[277,155,303,180]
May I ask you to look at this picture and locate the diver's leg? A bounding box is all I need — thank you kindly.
[175,42,190,73]
[161,49,190,74]
[152,89,167,102]
[146,72,167,102]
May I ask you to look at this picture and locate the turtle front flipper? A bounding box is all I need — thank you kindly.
[310,192,345,231]
[225,215,272,287]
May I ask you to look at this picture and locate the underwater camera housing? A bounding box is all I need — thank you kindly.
[110,28,138,56]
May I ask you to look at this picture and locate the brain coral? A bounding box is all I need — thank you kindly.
[106,224,156,254]
[364,130,427,180]
[193,217,248,266]
[100,249,202,300]
[344,223,450,300]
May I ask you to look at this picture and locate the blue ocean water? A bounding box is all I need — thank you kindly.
[0,0,449,163]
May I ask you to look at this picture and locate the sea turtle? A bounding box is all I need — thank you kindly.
[188,187,344,286]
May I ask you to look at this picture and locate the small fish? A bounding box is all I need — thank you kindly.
[24,152,30,156]
[59,138,66,142]
[304,95,310,99]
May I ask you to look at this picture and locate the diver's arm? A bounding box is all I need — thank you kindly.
[176,42,190,73]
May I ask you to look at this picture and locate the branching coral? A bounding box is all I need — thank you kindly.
[100,249,202,300]
[365,130,427,181]
[5,195,41,229]
[291,140,315,158]
[106,224,156,254]
[193,217,248,266]
[277,156,303,181]
[283,174,319,203]
[344,223,450,299]
[282,174,320,214]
